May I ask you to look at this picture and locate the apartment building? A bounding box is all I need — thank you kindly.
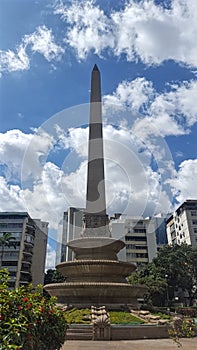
[0,212,48,288]
[166,200,197,246]
[110,216,158,265]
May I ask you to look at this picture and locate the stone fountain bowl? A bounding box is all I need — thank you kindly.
[56,259,136,283]
[67,237,125,260]
[44,281,147,306]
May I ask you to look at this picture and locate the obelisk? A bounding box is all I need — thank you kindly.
[83,65,110,237]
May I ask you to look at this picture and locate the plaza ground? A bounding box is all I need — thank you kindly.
[61,338,196,350]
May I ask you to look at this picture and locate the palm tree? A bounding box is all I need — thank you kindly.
[0,232,16,265]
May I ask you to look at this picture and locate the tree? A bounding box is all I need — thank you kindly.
[44,269,66,285]
[129,243,197,306]
[0,232,16,265]
[129,262,167,306]
[152,243,197,305]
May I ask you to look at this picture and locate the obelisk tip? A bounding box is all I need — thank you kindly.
[93,64,99,72]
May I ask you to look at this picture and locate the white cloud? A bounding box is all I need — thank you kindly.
[0,26,64,75]
[23,25,64,61]
[0,176,26,211]
[110,79,197,139]
[0,45,30,73]
[45,243,56,270]
[103,77,154,112]
[55,0,197,67]
[0,129,55,183]
[54,0,114,59]
[167,159,197,203]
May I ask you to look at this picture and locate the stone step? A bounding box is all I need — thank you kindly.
[66,333,93,340]
[66,325,93,340]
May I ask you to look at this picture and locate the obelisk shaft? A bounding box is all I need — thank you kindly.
[83,65,110,237]
[86,64,106,216]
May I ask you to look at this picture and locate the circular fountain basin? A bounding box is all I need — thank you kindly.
[44,282,147,307]
[67,237,125,260]
[57,259,136,283]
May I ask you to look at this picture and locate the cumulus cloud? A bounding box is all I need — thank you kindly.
[0,26,64,75]
[0,129,55,183]
[103,77,154,112]
[45,243,56,270]
[55,0,197,67]
[103,78,197,140]
[54,0,114,59]
[168,159,197,203]
[0,45,30,74]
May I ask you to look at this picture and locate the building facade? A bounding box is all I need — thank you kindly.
[57,208,170,265]
[166,200,197,246]
[110,216,158,265]
[56,208,84,264]
[0,212,48,288]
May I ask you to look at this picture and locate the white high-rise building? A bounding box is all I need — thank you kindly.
[166,200,197,246]
[110,215,158,265]
[56,208,84,264]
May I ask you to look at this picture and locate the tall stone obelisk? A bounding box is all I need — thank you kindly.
[83,65,110,237]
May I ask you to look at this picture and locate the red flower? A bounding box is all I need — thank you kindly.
[22,297,28,302]
[17,305,22,310]
[49,309,53,314]
[27,303,32,308]
[40,306,45,313]
[0,314,3,320]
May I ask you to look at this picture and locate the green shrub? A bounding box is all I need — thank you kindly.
[176,307,197,318]
[0,269,67,350]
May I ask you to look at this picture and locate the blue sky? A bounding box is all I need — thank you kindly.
[0,0,197,269]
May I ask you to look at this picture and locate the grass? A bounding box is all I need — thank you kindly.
[64,308,91,324]
[64,308,145,325]
[109,311,145,324]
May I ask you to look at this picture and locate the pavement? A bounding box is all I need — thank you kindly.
[61,338,197,350]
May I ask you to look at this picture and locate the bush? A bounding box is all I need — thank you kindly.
[176,307,197,318]
[0,269,67,350]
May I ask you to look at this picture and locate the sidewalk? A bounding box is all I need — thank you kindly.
[61,338,196,350]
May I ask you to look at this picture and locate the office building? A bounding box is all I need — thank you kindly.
[56,207,84,264]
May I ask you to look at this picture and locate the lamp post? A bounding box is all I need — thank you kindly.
[165,274,169,307]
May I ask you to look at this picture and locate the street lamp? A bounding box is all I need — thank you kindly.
[165,274,169,307]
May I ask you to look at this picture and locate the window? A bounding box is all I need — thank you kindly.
[133,228,146,233]
[191,211,197,216]
[192,220,197,225]
[194,228,197,233]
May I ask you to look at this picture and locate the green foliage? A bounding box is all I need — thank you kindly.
[44,269,66,285]
[64,308,91,324]
[129,243,197,306]
[152,243,197,301]
[176,307,197,318]
[0,269,67,350]
[129,263,167,306]
[168,317,197,347]
[109,311,144,324]
[0,233,16,264]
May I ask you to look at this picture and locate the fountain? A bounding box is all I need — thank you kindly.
[44,65,146,308]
